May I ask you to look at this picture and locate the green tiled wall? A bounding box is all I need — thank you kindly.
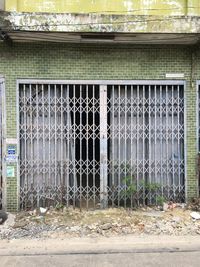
[0,42,198,210]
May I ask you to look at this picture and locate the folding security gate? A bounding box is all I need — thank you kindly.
[107,83,185,207]
[198,82,200,195]
[18,80,185,209]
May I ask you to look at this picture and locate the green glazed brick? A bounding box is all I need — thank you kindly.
[0,42,198,210]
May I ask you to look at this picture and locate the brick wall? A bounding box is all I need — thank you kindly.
[0,42,198,210]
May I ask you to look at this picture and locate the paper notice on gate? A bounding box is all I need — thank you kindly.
[5,155,17,162]
[6,166,15,177]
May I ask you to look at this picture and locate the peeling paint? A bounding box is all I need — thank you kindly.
[2,12,200,34]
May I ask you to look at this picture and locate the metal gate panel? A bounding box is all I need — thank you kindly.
[107,84,185,207]
[19,83,101,209]
[19,80,185,209]
[197,82,200,195]
[198,83,200,152]
[0,80,2,209]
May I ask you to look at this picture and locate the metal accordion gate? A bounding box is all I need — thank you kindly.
[18,80,185,209]
[198,82,200,196]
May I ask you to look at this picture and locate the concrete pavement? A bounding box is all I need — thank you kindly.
[1,236,200,266]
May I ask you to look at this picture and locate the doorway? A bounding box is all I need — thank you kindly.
[18,80,185,209]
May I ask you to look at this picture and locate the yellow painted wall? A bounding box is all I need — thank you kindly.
[5,0,200,16]
[188,0,200,15]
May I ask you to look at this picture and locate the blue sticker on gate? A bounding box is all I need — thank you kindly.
[7,145,16,155]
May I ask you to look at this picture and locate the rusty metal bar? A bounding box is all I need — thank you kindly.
[100,85,108,208]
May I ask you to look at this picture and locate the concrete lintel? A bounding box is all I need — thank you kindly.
[1,12,200,34]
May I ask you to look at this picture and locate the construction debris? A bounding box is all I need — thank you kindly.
[1,205,200,240]
[190,212,200,220]
[188,198,200,211]
[39,207,48,215]
[0,211,8,225]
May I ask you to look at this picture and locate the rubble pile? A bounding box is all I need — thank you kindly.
[187,198,200,211]
[1,204,200,240]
